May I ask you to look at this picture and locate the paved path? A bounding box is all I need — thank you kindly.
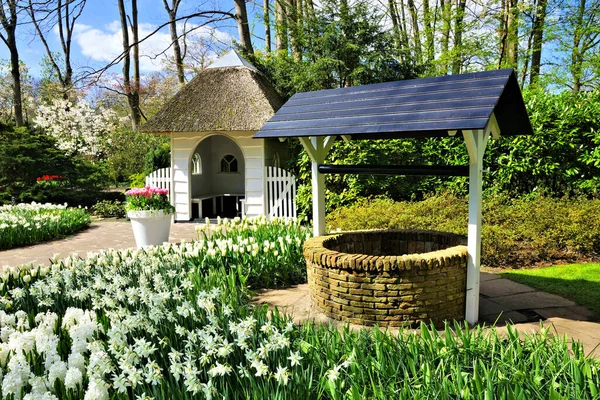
[254,273,600,358]
[0,220,201,267]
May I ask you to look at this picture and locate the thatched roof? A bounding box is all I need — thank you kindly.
[141,58,284,134]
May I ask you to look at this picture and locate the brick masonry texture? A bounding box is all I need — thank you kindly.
[303,229,468,328]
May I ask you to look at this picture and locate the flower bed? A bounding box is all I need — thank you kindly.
[0,219,597,399]
[0,203,91,250]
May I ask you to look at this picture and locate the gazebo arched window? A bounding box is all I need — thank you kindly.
[192,153,202,175]
[272,152,281,168]
[220,154,238,173]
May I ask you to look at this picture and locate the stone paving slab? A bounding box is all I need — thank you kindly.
[496,318,600,358]
[0,221,201,267]
[480,310,529,325]
[480,272,503,282]
[479,297,513,316]
[533,306,593,321]
[480,278,536,298]
[497,291,577,310]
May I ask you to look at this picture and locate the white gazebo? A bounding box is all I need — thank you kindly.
[142,51,296,221]
[254,69,533,324]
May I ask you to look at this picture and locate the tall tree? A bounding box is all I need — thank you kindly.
[288,0,301,60]
[498,0,519,69]
[451,0,467,74]
[275,0,288,51]
[117,0,142,130]
[0,0,24,126]
[399,0,410,58]
[27,0,86,98]
[567,0,600,91]
[422,0,434,63]
[162,0,185,85]
[406,0,422,63]
[387,0,401,48]
[234,0,254,54]
[506,0,519,68]
[264,0,271,53]
[529,0,548,85]
[440,0,452,73]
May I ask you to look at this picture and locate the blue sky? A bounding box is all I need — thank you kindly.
[0,0,249,78]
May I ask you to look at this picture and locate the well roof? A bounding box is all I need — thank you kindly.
[254,69,532,140]
[141,55,284,134]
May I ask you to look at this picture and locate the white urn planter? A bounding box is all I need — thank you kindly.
[127,209,173,249]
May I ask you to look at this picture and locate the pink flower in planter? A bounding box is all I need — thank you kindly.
[125,185,173,213]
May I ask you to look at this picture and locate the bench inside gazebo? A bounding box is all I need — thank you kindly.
[254,68,533,324]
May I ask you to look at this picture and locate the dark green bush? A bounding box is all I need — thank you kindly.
[327,194,600,268]
[0,123,111,206]
[105,128,170,185]
[91,200,126,219]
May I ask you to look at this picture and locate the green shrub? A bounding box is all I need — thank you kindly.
[128,173,146,188]
[0,202,91,249]
[105,128,170,185]
[0,123,111,206]
[327,194,600,268]
[91,200,126,219]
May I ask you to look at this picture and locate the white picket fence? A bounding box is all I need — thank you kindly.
[145,167,172,201]
[266,166,297,219]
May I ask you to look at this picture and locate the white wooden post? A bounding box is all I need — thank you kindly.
[462,129,490,324]
[299,136,335,237]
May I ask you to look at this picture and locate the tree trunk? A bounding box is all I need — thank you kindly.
[162,0,185,85]
[451,0,467,74]
[388,0,401,44]
[0,1,23,126]
[506,0,519,68]
[118,0,141,130]
[406,0,422,63]
[399,0,410,58]
[440,0,451,73]
[264,0,271,53]
[234,0,254,54]
[570,0,586,92]
[8,33,23,126]
[275,0,288,52]
[521,17,535,86]
[423,0,434,63]
[529,0,547,85]
[288,0,301,60]
[130,0,142,129]
[497,0,508,68]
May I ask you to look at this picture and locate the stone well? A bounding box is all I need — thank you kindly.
[303,229,468,327]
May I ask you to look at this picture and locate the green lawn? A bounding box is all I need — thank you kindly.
[502,263,600,316]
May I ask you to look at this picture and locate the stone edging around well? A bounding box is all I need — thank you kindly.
[303,229,468,273]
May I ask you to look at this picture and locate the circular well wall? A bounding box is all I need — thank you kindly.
[303,229,468,327]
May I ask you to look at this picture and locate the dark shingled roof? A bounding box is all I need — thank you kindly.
[142,66,284,133]
[253,69,533,140]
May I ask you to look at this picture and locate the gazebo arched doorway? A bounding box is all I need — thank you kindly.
[189,135,245,219]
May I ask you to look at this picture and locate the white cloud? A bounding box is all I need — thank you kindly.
[72,21,233,73]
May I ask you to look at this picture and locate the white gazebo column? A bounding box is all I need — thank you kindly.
[299,136,336,237]
[462,129,490,324]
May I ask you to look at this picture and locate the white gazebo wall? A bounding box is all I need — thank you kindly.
[171,131,266,221]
